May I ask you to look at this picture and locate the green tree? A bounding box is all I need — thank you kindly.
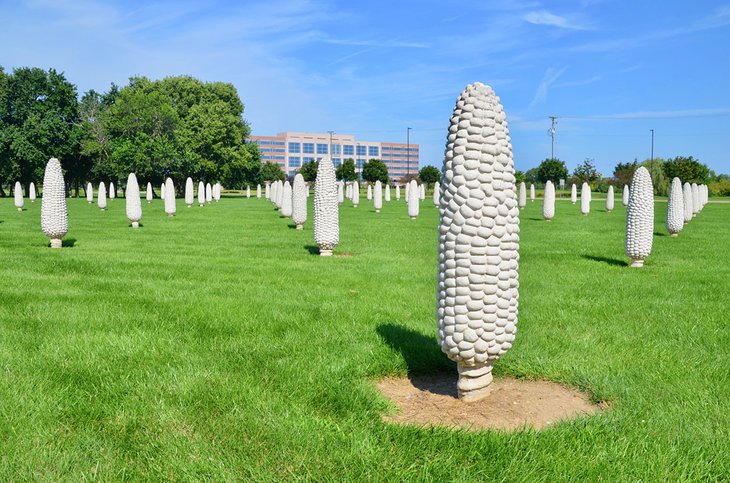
[536,158,568,184]
[612,160,638,187]
[572,158,602,186]
[515,170,525,184]
[299,160,318,182]
[524,167,539,184]
[362,159,389,184]
[336,158,357,181]
[259,162,285,182]
[663,156,710,184]
[0,67,80,195]
[419,165,440,185]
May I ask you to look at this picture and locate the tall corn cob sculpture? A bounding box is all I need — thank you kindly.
[14,182,23,211]
[518,182,527,209]
[292,174,307,229]
[352,181,360,207]
[185,177,194,207]
[419,183,426,200]
[257,184,262,199]
[338,182,344,204]
[314,157,338,256]
[29,182,36,202]
[109,182,115,200]
[622,185,629,207]
[606,185,615,212]
[691,183,699,217]
[438,82,519,402]
[682,182,693,223]
[126,173,142,228]
[407,179,419,219]
[164,178,176,216]
[98,182,107,210]
[367,184,372,201]
[146,182,153,203]
[625,167,654,267]
[580,182,591,215]
[87,183,94,203]
[395,185,400,200]
[265,183,270,200]
[246,186,250,198]
[40,158,68,248]
[161,183,166,200]
[543,180,555,221]
[281,181,293,217]
[385,184,391,202]
[529,184,535,202]
[571,183,577,204]
[666,177,684,236]
[374,180,383,213]
[433,181,440,207]
[206,183,212,203]
[198,181,205,206]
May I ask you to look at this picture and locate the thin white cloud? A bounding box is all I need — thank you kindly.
[523,10,588,30]
[555,75,601,88]
[320,36,429,48]
[564,108,730,120]
[530,66,568,106]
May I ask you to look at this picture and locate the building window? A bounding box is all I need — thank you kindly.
[356,145,366,156]
[343,145,354,156]
[368,146,379,157]
[303,143,314,154]
[289,142,301,153]
[357,160,365,169]
[289,157,301,168]
[333,158,342,166]
[303,157,315,164]
[332,144,341,155]
[316,143,328,154]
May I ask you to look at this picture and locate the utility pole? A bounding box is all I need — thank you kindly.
[406,127,412,178]
[650,129,654,161]
[548,116,557,159]
[327,131,334,162]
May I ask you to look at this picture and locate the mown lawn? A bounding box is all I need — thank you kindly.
[0,193,728,480]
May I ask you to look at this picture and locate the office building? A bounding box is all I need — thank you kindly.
[247,132,419,181]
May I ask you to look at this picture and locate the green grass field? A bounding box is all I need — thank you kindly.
[1,194,728,480]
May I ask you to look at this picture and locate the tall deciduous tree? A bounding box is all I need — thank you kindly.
[361,158,389,184]
[572,158,602,186]
[536,158,568,184]
[336,158,357,181]
[299,160,319,182]
[259,162,285,182]
[663,156,710,184]
[419,165,440,185]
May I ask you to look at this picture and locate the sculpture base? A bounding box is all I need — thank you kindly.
[199,203,204,207]
[544,218,552,222]
[457,363,493,402]
[167,213,174,217]
[296,224,303,230]
[320,249,333,257]
[353,205,358,208]
[50,238,62,249]
[376,209,380,213]
[607,209,612,213]
[131,221,139,228]
[670,233,678,237]
[147,201,151,204]
[187,204,192,208]
[410,216,416,220]
[630,257,644,268]
[17,207,22,212]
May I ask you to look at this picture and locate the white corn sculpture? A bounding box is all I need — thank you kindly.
[98,182,107,210]
[682,182,693,223]
[164,178,176,216]
[374,180,383,213]
[571,183,577,204]
[622,185,629,207]
[206,183,212,203]
[666,177,684,237]
[161,183,166,200]
[265,183,270,200]
[40,158,68,248]
[438,82,519,402]
[543,180,555,221]
[292,174,307,229]
[580,182,591,215]
[29,182,36,202]
[530,184,535,202]
[185,177,194,207]
[606,185,615,212]
[691,183,699,217]
[625,167,654,268]
[257,184,262,199]
[198,181,205,206]
[126,173,142,228]
[385,184,391,202]
[246,186,250,198]
[146,182,153,203]
[407,179,419,219]
[367,184,372,201]
[109,182,115,200]
[338,182,344,204]
[14,182,23,211]
[314,157,339,256]
[433,181,440,207]
[419,183,426,200]
[281,181,293,217]
[87,183,94,203]
[395,185,400,200]
[518,182,526,209]
[352,181,360,207]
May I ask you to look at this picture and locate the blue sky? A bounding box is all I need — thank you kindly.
[2,0,730,176]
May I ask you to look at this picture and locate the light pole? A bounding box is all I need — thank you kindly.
[406,127,411,179]
[650,129,654,161]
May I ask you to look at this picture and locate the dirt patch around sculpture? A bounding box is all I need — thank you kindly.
[377,373,604,431]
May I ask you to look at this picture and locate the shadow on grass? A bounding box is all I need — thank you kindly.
[654,231,667,237]
[376,323,455,396]
[304,244,320,255]
[582,254,628,267]
[287,223,297,229]
[526,217,544,221]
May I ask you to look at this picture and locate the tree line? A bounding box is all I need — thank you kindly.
[516,156,729,196]
[0,66,269,196]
